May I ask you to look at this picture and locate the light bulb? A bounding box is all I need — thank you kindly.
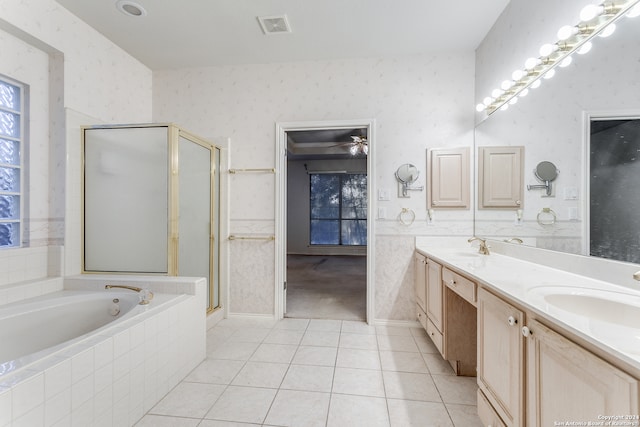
[578,41,593,55]
[539,43,558,57]
[559,56,573,67]
[519,88,529,97]
[580,4,603,22]
[492,88,504,98]
[599,23,616,37]
[557,25,578,40]
[512,69,525,81]
[524,57,540,70]
[500,104,509,111]
[483,96,493,106]
[509,97,518,105]
[501,80,514,90]
[531,79,542,89]
[476,103,486,112]
[362,144,368,155]
[349,144,358,155]
[543,69,556,79]
[628,3,640,17]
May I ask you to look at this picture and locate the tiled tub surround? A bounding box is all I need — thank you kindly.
[0,275,206,427]
[415,237,640,377]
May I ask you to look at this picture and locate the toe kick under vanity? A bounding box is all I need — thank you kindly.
[415,239,640,427]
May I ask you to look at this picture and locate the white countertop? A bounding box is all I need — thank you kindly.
[415,242,640,376]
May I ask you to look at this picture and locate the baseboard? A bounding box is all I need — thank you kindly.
[206,307,225,330]
[225,312,277,320]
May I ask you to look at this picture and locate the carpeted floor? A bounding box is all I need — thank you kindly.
[286,255,366,321]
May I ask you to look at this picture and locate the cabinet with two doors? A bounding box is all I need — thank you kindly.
[414,252,477,376]
[477,287,640,427]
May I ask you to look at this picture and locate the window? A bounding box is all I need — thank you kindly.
[310,173,367,246]
[0,77,24,248]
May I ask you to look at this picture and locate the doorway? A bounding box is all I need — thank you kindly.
[275,120,376,322]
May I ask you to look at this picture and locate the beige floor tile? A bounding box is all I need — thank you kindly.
[231,361,289,388]
[207,341,259,361]
[339,332,378,350]
[226,328,272,343]
[335,348,381,370]
[422,353,455,375]
[301,330,340,347]
[332,367,385,397]
[382,371,441,402]
[264,389,330,427]
[263,329,304,345]
[280,364,334,392]
[184,359,245,384]
[379,351,428,373]
[341,321,376,335]
[387,399,453,427]
[274,318,310,330]
[135,414,200,427]
[375,326,413,336]
[198,420,261,427]
[249,343,298,363]
[432,375,478,405]
[446,403,483,427]
[327,394,390,427]
[291,345,338,367]
[149,382,225,418]
[415,335,440,354]
[377,335,420,352]
[205,386,277,424]
[308,319,343,332]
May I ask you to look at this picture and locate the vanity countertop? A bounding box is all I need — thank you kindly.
[415,243,640,377]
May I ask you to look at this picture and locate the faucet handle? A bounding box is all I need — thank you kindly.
[139,289,154,305]
[634,271,640,281]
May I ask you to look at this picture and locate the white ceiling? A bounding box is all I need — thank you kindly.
[54,0,510,70]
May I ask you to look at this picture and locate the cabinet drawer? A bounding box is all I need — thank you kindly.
[426,318,444,356]
[443,267,476,305]
[417,304,428,330]
[477,389,506,427]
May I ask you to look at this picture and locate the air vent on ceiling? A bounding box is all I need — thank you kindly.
[258,15,292,35]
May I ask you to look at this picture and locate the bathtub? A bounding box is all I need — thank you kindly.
[0,275,206,427]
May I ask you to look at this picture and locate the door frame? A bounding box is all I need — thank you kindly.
[275,119,376,323]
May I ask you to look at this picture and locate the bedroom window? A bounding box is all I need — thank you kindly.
[0,77,24,248]
[310,173,367,246]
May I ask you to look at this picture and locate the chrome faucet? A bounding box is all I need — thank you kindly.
[105,284,154,305]
[468,237,491,255]
[505,237,524,244]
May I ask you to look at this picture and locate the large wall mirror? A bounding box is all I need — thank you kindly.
[474,12,640,263]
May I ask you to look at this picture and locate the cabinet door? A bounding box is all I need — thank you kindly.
[478,146,524,209]
[526,318,640,426]
[428,147,470,208]
[414,252,427,312]
[426,259,443,332]
[477,288,524,427]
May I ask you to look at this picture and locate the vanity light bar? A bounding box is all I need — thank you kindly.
[477,0,640,116]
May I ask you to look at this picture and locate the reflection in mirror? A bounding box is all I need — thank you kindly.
[474,9,640,259]
[589,117,640,263]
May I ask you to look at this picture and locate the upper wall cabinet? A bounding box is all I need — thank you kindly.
[478,146,524,209]
[427,147,470,209]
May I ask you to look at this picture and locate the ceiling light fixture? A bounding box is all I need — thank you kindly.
[257,15,292,35]
[116,0,147,17]
[476,0,640,116]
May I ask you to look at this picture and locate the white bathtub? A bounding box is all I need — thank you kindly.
[0,276,206,427]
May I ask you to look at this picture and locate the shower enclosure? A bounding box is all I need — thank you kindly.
[82,124,221,312]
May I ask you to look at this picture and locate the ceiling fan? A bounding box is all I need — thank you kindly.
[332,136,368,155]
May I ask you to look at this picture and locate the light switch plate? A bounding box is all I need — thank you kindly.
[378,189,390,201]
[378,207,387,219]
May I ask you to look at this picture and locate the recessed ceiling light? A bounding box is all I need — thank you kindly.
[257,15,292,35]
[116,0,147,17]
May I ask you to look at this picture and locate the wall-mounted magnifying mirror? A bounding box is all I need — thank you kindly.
[527,161,559,196]
[395,163,423,197]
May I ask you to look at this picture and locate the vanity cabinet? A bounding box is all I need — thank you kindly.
[478,287,640,427]
[426,258,444,334]
[526,318,639,426]
[414,252,427,313]
[477,288,524,427]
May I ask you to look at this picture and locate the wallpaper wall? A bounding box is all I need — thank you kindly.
[153,54,476,321]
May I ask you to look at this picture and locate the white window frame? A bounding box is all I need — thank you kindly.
[0,75,25,249]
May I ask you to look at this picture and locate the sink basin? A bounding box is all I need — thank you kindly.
[528,286,640,329]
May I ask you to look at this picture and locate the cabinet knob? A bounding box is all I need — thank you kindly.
[507,316,517,326]
[516,200,521,205]
[522,326,532,337]
[450,279,456,286]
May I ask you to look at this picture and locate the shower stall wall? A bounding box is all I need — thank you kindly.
[82,124,221,312]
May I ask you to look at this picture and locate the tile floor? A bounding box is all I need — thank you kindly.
[135,318,482,427]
